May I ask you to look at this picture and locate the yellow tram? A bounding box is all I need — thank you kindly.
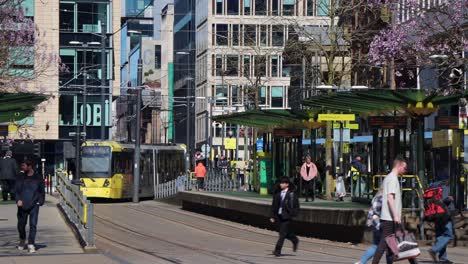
[79,141,185,199]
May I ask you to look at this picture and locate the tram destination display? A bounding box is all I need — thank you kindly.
[368,116,407,129]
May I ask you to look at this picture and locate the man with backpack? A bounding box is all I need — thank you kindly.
[270,177,300,257]
[425,172,454,264]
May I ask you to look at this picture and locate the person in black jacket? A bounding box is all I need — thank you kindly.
[0,150,18,201]
[15,159,45,253]
[270,177,300,257]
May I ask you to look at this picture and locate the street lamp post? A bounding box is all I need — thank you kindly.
[128,31,143,203]
[100,22,107,140]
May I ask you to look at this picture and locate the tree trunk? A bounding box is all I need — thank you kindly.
[390,58,396,90]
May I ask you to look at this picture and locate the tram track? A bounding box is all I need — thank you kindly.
[94,214,257,264]
[95,232,183,264]
[95,203,449,263]
[133,203,367,250]
[123,204,362,261]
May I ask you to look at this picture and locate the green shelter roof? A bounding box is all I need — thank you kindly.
[213,89,466,129]
[302,89,465,115]
[0,93,48,123]
[212,109,314,129]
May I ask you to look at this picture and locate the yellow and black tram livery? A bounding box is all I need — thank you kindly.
[79,141,185,199]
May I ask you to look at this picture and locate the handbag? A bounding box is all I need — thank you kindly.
[384,224,421,261]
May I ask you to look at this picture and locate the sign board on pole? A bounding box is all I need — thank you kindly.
[256,139,264,152]
[333,128,351,142]
[318,114,355,121]
[333,123,359,130]
[368,116,407,129]
[224,138,237,150]
[201,144,210,157]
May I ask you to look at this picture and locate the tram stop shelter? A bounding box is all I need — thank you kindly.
[214,89,467,209]
[213,109,324,194]
[0,93,48,123]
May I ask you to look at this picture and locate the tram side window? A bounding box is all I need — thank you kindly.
[145,152,152,185]
[113,152,132,174]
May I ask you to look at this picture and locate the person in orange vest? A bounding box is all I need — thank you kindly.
[195,161,207,191]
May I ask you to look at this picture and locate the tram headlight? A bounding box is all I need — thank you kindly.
[103,179,110,187]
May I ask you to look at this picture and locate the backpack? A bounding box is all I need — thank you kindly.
[289,192,300,217]
[423,186,449,222]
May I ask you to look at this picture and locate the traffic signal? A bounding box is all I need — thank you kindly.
[33,142,41,157]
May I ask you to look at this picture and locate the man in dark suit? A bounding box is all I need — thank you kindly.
[270,177,300,257]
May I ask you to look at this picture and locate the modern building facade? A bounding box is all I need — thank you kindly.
[116,0,174,144]
[195,0,338,159]
[173,0,196,149]
[58,0,121,141]
[1,0,121,172]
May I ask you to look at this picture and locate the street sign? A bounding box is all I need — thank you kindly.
[256,139,264,152]
[436,116,458,129]
[273,129,302,138]
[318,114,355,121]
[201,144,210,157]
[333,128,351,142]
[368,116,407,129]
[69,132,86,137]
[333,123,359,130]
[224,138,236,150]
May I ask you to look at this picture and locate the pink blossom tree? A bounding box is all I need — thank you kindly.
[0,0,65,93]
[367,0,467,90]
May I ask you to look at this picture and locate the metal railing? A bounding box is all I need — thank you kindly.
[55,171,94,248]
[155,169,240,199]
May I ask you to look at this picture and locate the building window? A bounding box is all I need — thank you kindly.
[271,56,279,77]
[216,55,223,76]
[244,0,251,15]
[255,0,267,15]
[272,0,279,15]
[244,24,256,46]
[272,25,284,46]
[232,25,240,46]
[307,0,315,16]
[226,55,239,76]
[78,2,108,33]
[216,24,228,45]
[227,0,239,15]
[154,45,161,69]
[126,0,152,16]
[283,0,295,16]
[255,56,266,77]
[271,86,284,107]
[231,85,242,105]
[318,0,330,16]
[60,3,75,32]
[215,85,228,106]
[243,55,251,77]
[260,25,268,46]
[216,0,223,15]
[282,57,291,77]
[260,86,267,105]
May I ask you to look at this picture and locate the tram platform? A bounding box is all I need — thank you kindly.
[178,191,370,243]
[0,195,116,263]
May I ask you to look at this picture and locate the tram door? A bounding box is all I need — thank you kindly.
[272,129,302,189]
